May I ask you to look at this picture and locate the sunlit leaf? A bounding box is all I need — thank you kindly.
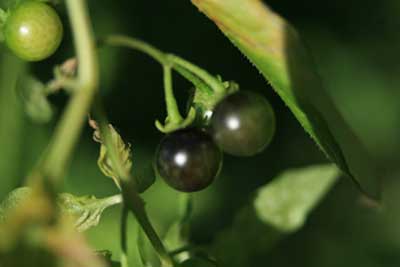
[191,0,380,199]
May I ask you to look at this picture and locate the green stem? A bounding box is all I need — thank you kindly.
[179,194,193,225]
[120,206,129,267]
[167,54,225,94]
[93,100,175,267]
[104,35,167,65]
[103,35,222,95]
[35,0,98,183]
[163,65,183,123]
[99,194,123,207]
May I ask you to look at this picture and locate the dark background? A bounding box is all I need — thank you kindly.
[0,0,399,266]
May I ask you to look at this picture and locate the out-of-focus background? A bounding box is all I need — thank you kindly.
[0,0,399,266]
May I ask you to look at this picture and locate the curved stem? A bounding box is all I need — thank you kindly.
[34,0,99,183]
[103,35,223,95]
[104,35,167,65]
[163,65,183,123]
[167,54,225,94]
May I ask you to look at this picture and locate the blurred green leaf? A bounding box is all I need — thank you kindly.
[17,75,54,124]
[0,187,122,232]
[0,187,31,222]
[254,164,339,232]
[213,164,339,267]
[191,0,380,199]
[0,8,7,41]
[0,186,106,267]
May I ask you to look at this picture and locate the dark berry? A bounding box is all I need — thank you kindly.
[155,128,222,192]
[211,91,275,156]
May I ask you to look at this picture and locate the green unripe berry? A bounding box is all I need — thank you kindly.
[3,1,63,61]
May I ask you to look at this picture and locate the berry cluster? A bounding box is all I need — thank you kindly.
[0,1,277,195]
[155,90,276,192]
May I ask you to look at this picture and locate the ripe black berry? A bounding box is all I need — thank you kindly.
[211,91,275,156]
[155,128,222,192]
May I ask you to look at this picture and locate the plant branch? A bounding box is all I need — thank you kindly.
[104,35,167,65]
[93,100,175,267]
[163,65,183,123]
[103,35,222,95]
[33,0,99,184]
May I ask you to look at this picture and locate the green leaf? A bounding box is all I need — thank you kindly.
[191,0,380,199]
[58,193,122,232]
[94,123,133,189]
[0,187,122,232]
[91,121,155,192]
[17,75,54,124]
[213,164,339,267]
[254,164,339,232]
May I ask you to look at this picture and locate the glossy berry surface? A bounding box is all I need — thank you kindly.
[155,128,222,192]
[4,1,63,61]
[211,91,276,156]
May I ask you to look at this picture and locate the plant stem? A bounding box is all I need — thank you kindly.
[100,194,123,207]
[104,35,167,65]
[120,206,129,267]
[35,0,99,183]
[93,101,175,267]
[163,65,183,123]
[103,35,222,95]
[167,54,226,94]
